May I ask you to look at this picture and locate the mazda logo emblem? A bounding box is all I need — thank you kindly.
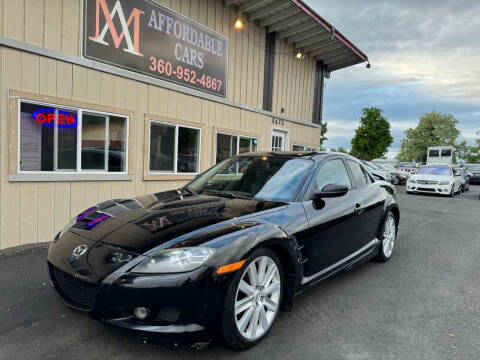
[72,245,88,257]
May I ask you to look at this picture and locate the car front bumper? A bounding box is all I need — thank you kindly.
[47,259,233,342]
[407,183,452,195]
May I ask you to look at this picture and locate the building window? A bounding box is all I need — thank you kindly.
[292,144,317,152]
[19,100,128,173]
[216,133,258,163]
[149,121,201,174]
[271,129,288,151]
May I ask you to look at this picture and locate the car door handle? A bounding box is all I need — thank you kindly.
[354,204,365,215]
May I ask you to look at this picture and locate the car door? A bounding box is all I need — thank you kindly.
[346,159,384,250]
[297,157,359,278]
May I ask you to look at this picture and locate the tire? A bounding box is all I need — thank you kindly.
[461,184,465,193]
[392,177,400,185]
[376,212,397,262]
[221,248,283,350]
[449,185,454,197]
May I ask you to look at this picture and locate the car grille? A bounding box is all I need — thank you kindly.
[417,187,435,192]
[417,180,438,185]
[50,265,99,310]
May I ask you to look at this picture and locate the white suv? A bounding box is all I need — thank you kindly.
[406,164,461,196]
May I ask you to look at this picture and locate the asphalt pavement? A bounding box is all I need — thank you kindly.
[1,185,479,360]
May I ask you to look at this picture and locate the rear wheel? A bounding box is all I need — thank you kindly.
[221,248,283,350]
[392,176,400,185]
[376,212,397,262]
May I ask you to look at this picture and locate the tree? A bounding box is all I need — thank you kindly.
[331,146,349,154]
[456,138,480,163]
[320,121,328,146]
[397,111,460,163]
[350,107,393,160]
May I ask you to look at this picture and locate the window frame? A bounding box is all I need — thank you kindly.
[216,132,258,161]
[304,156,353,200]
[271,128,289,151]
[17,98,129,175]
[148,119,202,175]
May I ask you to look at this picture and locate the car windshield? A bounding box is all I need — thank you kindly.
[465,165,480,171]
[417,166,452,175]
[399,162,415,167]
[186,156,312,202]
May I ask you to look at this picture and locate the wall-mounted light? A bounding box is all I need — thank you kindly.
[366,62,371,69]
[295,51,303,59]
[234,18,243,30]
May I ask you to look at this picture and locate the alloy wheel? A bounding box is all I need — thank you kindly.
[234,256,281,341]
[382,215,396,258]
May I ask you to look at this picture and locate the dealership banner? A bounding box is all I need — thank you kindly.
[83,0,228,97]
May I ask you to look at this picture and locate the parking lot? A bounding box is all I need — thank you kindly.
[1,185,479,360]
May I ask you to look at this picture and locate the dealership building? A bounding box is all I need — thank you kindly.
[0,0,367,251]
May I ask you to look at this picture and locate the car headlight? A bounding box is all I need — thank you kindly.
[438,180,451,185]
[131,247,216,273]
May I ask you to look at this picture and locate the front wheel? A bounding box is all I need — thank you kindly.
[376,212,397,262]
[449,186,454,197]
[221,248,283,350]
[461,184,465,193]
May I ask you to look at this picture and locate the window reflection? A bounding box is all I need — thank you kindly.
[82,114,106,171]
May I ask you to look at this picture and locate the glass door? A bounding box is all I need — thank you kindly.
[271,129,287,151]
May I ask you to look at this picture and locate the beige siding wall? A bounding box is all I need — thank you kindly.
[0,0,267,109]
[0,0,321,250]
[271,34,316,123]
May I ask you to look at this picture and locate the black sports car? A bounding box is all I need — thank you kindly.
[47,152,400,349]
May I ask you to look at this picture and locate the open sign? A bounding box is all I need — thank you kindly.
[33,109,77,128]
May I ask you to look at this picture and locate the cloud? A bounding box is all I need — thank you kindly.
[305,0,480,149]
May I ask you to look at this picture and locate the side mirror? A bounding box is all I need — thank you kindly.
[313,184,349,199]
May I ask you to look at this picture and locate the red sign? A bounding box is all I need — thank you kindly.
[33,109,77,128]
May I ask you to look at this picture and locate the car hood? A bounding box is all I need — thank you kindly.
[69,190,286,254]
[411,174,451,182]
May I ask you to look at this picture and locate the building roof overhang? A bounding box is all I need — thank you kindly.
[225,0,368,71]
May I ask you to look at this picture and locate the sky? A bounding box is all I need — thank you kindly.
[305,0,480,155]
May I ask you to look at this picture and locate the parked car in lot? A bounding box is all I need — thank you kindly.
[397,162,418,174]
[360,160,392,183]
[464,164,480,184]
[47,152,400,349]
[406,164,461,196]
[453,166,470,192]
[375,163,410,185]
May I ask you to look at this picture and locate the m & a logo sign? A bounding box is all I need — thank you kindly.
[88,0,144,57]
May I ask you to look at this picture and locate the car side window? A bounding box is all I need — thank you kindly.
[314,159,352,192]
[348,160,369,187]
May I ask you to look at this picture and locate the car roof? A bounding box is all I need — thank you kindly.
[237,151,324,159]
[236,151,361,163]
